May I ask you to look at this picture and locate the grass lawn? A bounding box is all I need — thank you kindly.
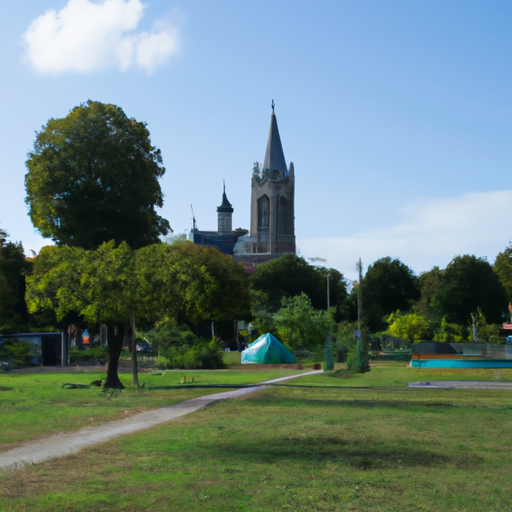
[282,361,512,387]
[2,364,512,511]
[0,368,307,451]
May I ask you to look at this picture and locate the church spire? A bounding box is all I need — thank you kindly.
[217,181,233,213]
[217,181,233,233]
[263,100,287,173]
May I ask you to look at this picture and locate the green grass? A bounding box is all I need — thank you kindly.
[0,368,306,450]
[2,365,512,510]
[283,361,512,387]
[0,375,512,512]
[0,364,512,512]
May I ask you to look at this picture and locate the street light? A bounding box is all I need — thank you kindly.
[325,268,334,371]
[326,270,330,310]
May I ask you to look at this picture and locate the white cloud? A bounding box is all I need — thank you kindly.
[22,0,180,74]
[299,190,512,280]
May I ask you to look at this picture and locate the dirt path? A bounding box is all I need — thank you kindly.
[0,371,321,472]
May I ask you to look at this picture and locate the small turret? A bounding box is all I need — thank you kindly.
[217,182,233,233]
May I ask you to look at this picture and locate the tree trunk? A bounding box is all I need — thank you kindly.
[76,328,83,350]
[130,306,139,387]
[88,323,98,346]
[104,323,125,389]
[235,320,241,351]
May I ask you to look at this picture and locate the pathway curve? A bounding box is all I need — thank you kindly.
[0,370,321,472]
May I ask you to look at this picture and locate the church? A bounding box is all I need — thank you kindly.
[191,102,296,270]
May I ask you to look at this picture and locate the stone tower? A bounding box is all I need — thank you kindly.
[248,101,295,257]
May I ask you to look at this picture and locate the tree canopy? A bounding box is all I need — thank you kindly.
[273,293,331,350]
[25,101,170,250]
[494,245,512,302]
[386,311,431,343]
[26,240,250,387]
[416,266,444,322]
[362,257,420,332]
[250,254,347,316]
[0,229,31,333]
[434,255,506,325]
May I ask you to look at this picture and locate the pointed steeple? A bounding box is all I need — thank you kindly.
[217,182,233,233]
[263,100,287,173]
[217,181,233,213]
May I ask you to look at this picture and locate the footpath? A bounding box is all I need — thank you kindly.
[0,370,321,472]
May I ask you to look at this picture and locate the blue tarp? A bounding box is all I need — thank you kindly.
[241,333,295,364]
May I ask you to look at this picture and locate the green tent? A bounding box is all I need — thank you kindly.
[241,333,295,364]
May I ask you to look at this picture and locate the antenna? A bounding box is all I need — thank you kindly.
[190,204,197,231]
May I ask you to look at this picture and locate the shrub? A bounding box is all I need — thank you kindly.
[335,341,349,362]
[0,339,33,367]
[335,323,370,374]
[346,338,370,373]
[144,321,199,355]
[142,320,227,369]
[294,349,312,360]
[182,338,225,369]
[151,334,225,370]
[69,346,108,365]
[155,356,173,369]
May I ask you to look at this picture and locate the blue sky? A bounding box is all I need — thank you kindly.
[1,0,511,280]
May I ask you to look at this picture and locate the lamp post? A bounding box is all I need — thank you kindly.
[327,270,330,309]
[356,258,363,371]
[324,268,334,371]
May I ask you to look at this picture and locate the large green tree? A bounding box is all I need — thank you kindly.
[416,266,444,322]
[25,101,170,250]
[26,241,250,387]
[362,257,420,332]
[272,293,331,350]
[250,254,347,316]
[0,229,32,333]
[386,311,431,343]
[494,245,512,302]
[435,255,506,325]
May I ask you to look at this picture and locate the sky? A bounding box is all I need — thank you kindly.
[0,0,511,281]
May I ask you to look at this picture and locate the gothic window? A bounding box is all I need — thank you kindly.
[278,196,288,235]
[257,195,270,232]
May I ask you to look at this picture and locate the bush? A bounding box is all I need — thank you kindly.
[142,321,226,369]
[294,349,312,360]
[144,321,199,355]
[294,348,325,363]
[346,338,370,373]
[335,341,349,362]
[69,346,108,365]
[155,356,173,369]
[182,338,226,369]
[0,339,33,367]
[152,336,225,370]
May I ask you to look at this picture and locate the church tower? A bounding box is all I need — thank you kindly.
[194,101,296,267]
[248,101,295,258]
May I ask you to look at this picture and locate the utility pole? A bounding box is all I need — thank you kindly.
[327,270,330,309]
[356,258,362,332]
[356,258,363,371]
[324,268,334,371]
